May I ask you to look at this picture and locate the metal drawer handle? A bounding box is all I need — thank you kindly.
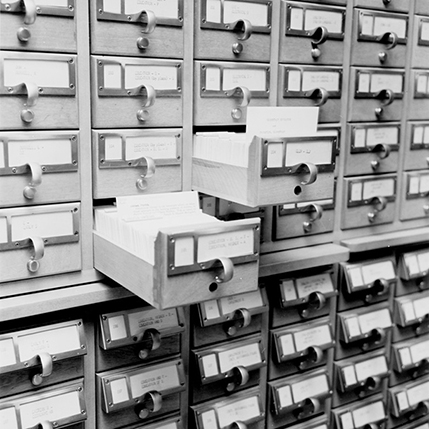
[295,397,320,419]
[298,345,324,370]
[135,328,161,360]
[361,328,386,351]
[135,156,156,190]
[130,84,156,107]
[23,162,43,199]
[305,87,329,106]
[367,196,387,223]
[226,308,252,336]
[301,203,323,233]
[370,144,391,170]
[309,26,329,45]
[213,257,234,284]
[363,424,380,429]
[229,422,247,429]
[233,19,253,41]
[376,32,398,50]
[31,352,53,386]
[37,421,54,429]
[290,162,318,186]
[136,391,162,419]
[130,10,157,34]
[27,236,45,273]
[226,365,249,392]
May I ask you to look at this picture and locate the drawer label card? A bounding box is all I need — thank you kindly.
[347,267,364,287]
[222,69,267,92]
[296,273,334,298]
[361,260,395,284]
[280,333,295,356]
[302,71,340,92]
[223,1,268,27]
[358,308,391,334]
[278,384,293,408]
[110,377,129,404]
[218,342,261,372]
[103,64,121,89]
[352,401,385,428]
[121,0,179,19]
[372,16,407,39]
[107,315,127,341]
[355,355,388,380]
[20,391,81,429]
[414,296,429,318]
[421,20,429,42]
[363,178,395,200]
[125,135,177,161]
[397,391,410,411]
[217,396,260,428]
[418,252,429,272]
[130,364,180,398]
[281,280,298,301]
[304,9,343,33]
[125,65,178,90]
[201,409,218,429]
[412,125,429,145]
[202,354,219,378]
[407,381,429,407]
[291,373,329,403]
[404,255,420,276]
[399,347,412,367]
[128,308,179,335]
[367,126,399,147]
[294,324,332,351]
[285,141,333,167]
[370,73,403,94]
[219,290,264,315]
[340,412,354,429]
[0,407,18,429]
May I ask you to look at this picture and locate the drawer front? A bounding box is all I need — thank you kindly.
[345,123,400,176]
[354,0,410,13]
[0,52,78,130]
[350,9,408,68]
[403,121,429,171]
[396,247,429,296]
[194,0,272,62]
[348,67,405,122]
[407,70,429,121]
[400,171,429,221]
[0,2,76,53]
[0,131,80,207]
[279,1,346,65]
[91,56,183,129]
[411,16,429,69]
[0,203,81,283]
[90,0,184,58]
[194,61,271,126]
[92,129,182,199]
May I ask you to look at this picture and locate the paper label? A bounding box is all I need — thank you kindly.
[304,9,343,33]
[396,391,410,412]
[18,325,81,361]
[404,255,420,276]
[352,401,385,427]
[350,182,363,202]
[0,217,7,244]
[358,73,370,93]
[123,0,179,19]
[0,141,4,168]
[103,64,121,89]
[290,7,303,31]
[348,267,364,287]
[420,174,429,193]
[202,354,219,378]
[222,68,266,91]
[342,365,357,387]
[302,71,340,92]
[130,364,180,398]
[201,410,218,429]
[358,308,391,333]
[128,308,178,335]
[223,1,268,27]
[285,141,333,167]
[421,21,429,42]
[354,128,366,148]
[402,301,416,322]
[418,252,429,272]
[361,260,395,284]
[197,228,254,263]
[104,136,122,160]
[11,211,74,241]
[280,333,296,356]
[107,315,127,341]
[205,67,221,91]
[3,59,70,88]
[340,412,354,429]
[37,0,68,6]
[296,273,334,298]
[355,355,387,381]
[266,142,284,168]
[291,373,328,403]
[413,126,424,144]
[346,317,361,338]
[0,407,18,429]
[417,75,428,94]
[407,381,429,406]
[409,176,421,195]
[0,338,17,367]
[370,73,403,93]
[202,300,221,320]
[413,296,429,318]
[278,385,293,408]
[294,324,332,351]
[8,139,72,167]
[218,342,261,373]
[217,396,260,428]
[206,0,221,23]
[219,290,263,315]
[281,280,297,302]
[288,69,302,91]
[124,65,178,90]
[399,347,412,367]
[174,236,194,267]
[411,340,429,363]
[20,391,81,429]
[366,126,399,146]
[110,377,129,404]
[125,135,177,161]
[362,178,395,200]
[373,16,407,39]
[361,14,374,36]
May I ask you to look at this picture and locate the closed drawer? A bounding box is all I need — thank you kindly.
[335,302,393,360]
[407,70,429,121]
[191,288,268,348]
[97,358,185,429]
[97,306,185,372]
[411,16,429,69]
[354,0,410,13]
[345,123,401,176]
[278,64,343,123]
[269,268,337,326]
[396,247,429,296]
[92,129,182,199]
[0,131,80,207]
[400,171,429,221]
[90,0,184,58]
[193,61,270,126]
[91,56,183,129]
[0,1,76,53]
[267,368,331,428]
[332,350,389,407]
[194,0,272,63]
[190,334,266,404]
[338,256,396,311]
[190,387,265,429]
[348,67,404,122]
[0,203,81,283]
[0,319,86,398]
[350,9,408,68]
[279,1,346,65]
[390,334,429,386]
[403,121,429,171]
[269,317,334,380]
[0,52,78,130]
[0,379,86,429]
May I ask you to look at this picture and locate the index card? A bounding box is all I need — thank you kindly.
[352,401,384,428]
[304,9,343,33]
[246,106,319,140]
[223,1,268,27]
[202,354,219,378]
[128,308,178,335]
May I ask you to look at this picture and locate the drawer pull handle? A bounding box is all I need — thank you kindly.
[136,390,162,419]
[130,10,157,34]
[130,84,156,107]
[11,81,39,123]
[226,86,251,107]
[295,397,320,419]
[370,144,391,170]
[31,352,53,386]
[212,256,234,284]
[367,196,387,223]
[376,32,398,50]
[405,400,429,421]
[309,26,329,46]
[298,345,323,370]
[22,0,37,25]
[226,308,252,336]
[232,19,253,41]
[375,89,395,106]
[290,162,318,186]
[23,161,43,199]
[355,376,381,398]
[226,365,249,392]
[361,328,386,351]
[300,292,327,318]
[27,236,45,273]
[135,156,156,190]
[305,87,329,106]
[364,278,389,303]
[229,422,247,429]
[301,203,323,233]
[135,328,161,360]
[17,26,32,43]
[37,421,54,429]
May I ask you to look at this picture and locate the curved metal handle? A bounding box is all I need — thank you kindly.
[225,86,252,107]
[129,84,156,108]
[371,143,391,159]
[233,19,253,41]
[376,32,398,50]
[295,397,320,419]
[367,196,387,223]
[375,89,395,106]
[301,203,323,233]
[23,162,43,199]
[137,391,162,419]
[27,236,45,273]
[214,257,234,284]
[31,352,53,386]
[23,0,37,25]
[37,422,54,429]
[299,345,324,370]
[309,26,329,45]
[135,328,161,360]
[290,162,318,186]
[12,81,39,123]
[229,422,248,429]
[135,156,156,190]
[130,9,157,33]
[300,292,327,318]
[226,365,249,392]
[305,87,329,106]
[226,308,252,336]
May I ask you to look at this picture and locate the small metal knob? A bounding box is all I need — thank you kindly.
[311,47,321,59]
[379,51,387,63]
[137,37,150,50]
[17,27,31,42]
[21,109,35,123]
[136,109,150,122]
[232,42,243,55]
[375,107,383,118]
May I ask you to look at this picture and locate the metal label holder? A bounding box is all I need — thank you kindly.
[350,124,400,153]
[405,172,429,200]
[354,70,404,99]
